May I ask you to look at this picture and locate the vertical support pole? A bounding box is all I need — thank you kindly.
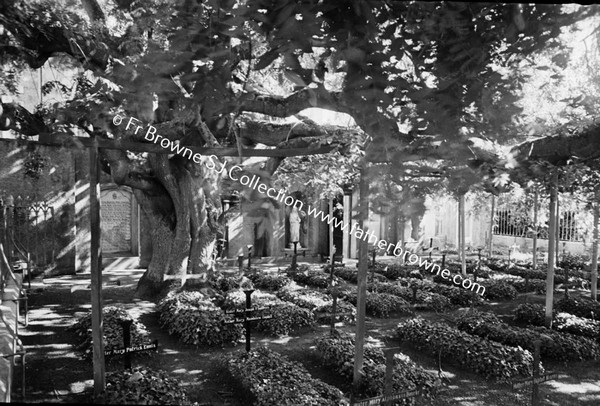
[329,199,334,263]
[238,254,244,272]
[459,193,466,276]
[244,289,254,352]
[352,167,369,403]
[90,141,105,396]
[591,198,599,301]
[441,254,446,269]
[532,340,541,406]
[489,194,495,258]
[121,320,133,370]
[555,192,560,265]
[382,348,396,405]
[330,289,338,334]
[291,241,298,271]
[399,216,405,265]
[532,187,539,269]
[247,245,252,269]
[545,171,558,328]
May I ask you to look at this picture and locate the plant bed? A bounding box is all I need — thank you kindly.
[479,279,518,300]
[246,271,292,291]
[324,265,387,283]
[513,303,600,339]
[368,282,453,312]
[368,262,422,280]
[157,290,243,346]
[456,310,600,361]
[397,318,537,381]
[71,306,153,360]
[226,346,348,406]
[289,266,339,288]
[98,367,189,405]
[314,332,437,399]
[221,289,315,336]
[341,290,411,318]
[555,296,600,320]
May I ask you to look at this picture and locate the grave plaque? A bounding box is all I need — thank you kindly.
[101,188,134,253]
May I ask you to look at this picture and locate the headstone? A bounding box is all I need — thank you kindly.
[100,188,135,254]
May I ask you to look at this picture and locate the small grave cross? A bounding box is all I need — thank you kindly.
[104,319,159,370]
[291,241,299,271]
[351,347,423,406]
[223,289,273,352]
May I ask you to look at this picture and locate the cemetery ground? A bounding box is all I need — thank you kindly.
[14,256,600,406]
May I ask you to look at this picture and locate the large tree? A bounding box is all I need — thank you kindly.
[0,0,596,297]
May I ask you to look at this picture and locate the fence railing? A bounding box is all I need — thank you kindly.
[493,209,584,242]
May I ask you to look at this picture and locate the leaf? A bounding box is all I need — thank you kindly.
[254,47,281,70]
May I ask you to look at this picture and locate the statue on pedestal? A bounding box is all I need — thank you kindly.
[289,205,305,248]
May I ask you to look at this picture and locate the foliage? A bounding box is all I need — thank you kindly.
[368,282,453,312]
[276,287,329,310]
[479,279,518,300]
[288,266,336,289]
[226,347,348,406]
[246,271,291,291]
[313,300,357,324]
[221,289,314,336]
[99,368,188,405]
[426,283,484,307]
[314,332,437,399]
[368,262,420,280]
[342,290,411,318]
[513,303,548,326]
[554,312,600,339]
[456,310,600,361]
[555,296,600,320]
[157,290,243,346]
[558,253,590,271]
[210,275,243,292]
[397,318,537,381]
[70,306,151,359]
[325,266,387,284]
[510,279,547,294]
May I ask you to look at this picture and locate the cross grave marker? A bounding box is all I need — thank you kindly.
[222,289,274,352]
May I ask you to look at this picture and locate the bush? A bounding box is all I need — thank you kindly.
[479,280,518,300]
[325,266,387,284]
[227,347,348,406]
[210,275,242,292]
[555,297,600,320]
[222,290,314,336]
[456,310,600,361]
[157,290,243,346]
[368,263,419,280]
[428,284,484,307]
[513,303,546,326]
[71,306,152,359]
[342,290,411,318]
[100,368,188,405]
[397,318,536,380]
[247,271,291,291]
[510,279,546,294]
[314,300,356,323]
[314,332,437,399]
[554,312,600,339]
[368,282,452,312]
[276,287,329,310]
[558,253,589,272]
[290,268,337,289]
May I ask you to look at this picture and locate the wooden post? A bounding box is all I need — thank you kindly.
[555,192,560,265]
[329,198,334,263]
[459,193,466,276]
[247,245,252,269]
[489,194,495,258]
[89,142,105,396]
[441,254,446,269]
[352,167,369,403]
[244,289,254,352]
[592,200,599,301]
[121,320,133,370]
[291,241,298,271]
[382,348,396,405]
[545,171,558,328]
[532,340,541,406]
[330,289,338,334]
[532,187,539,269]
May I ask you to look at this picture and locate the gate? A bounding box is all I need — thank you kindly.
[0,195,57,270]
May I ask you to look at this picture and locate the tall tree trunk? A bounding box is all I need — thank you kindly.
[545,171,558,328]
[488,194,495,258]
[592,199,599,301]
[459,193,466,275]
[532,187,538,269]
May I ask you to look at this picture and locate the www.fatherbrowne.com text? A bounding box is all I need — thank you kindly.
[112,114,486,296]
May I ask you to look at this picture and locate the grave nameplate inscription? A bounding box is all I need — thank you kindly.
[100,188,133,253]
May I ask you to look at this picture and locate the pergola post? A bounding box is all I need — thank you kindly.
[545,171,558,328]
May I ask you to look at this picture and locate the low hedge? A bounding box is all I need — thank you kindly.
[314,300,357,323]
[276,287,356,323]
[369,262,422,280]
[397,318,536,380]
[289,267,335,288]
[314,332,437,399]
[368,282,452,312]
[342,290,411,318]
[456,310,600,361]
[246,271,291,291]
[71,306,152,359]
[324,266,387,284]
[100,367,188,405]
[510,279,546,294]
[513,303,600,339]
[427,283,484,307]
[555,296,600,320]
[157,290,243,346]
[227,347,348,406]
[479,280,518,300]
[221,290,314,336]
